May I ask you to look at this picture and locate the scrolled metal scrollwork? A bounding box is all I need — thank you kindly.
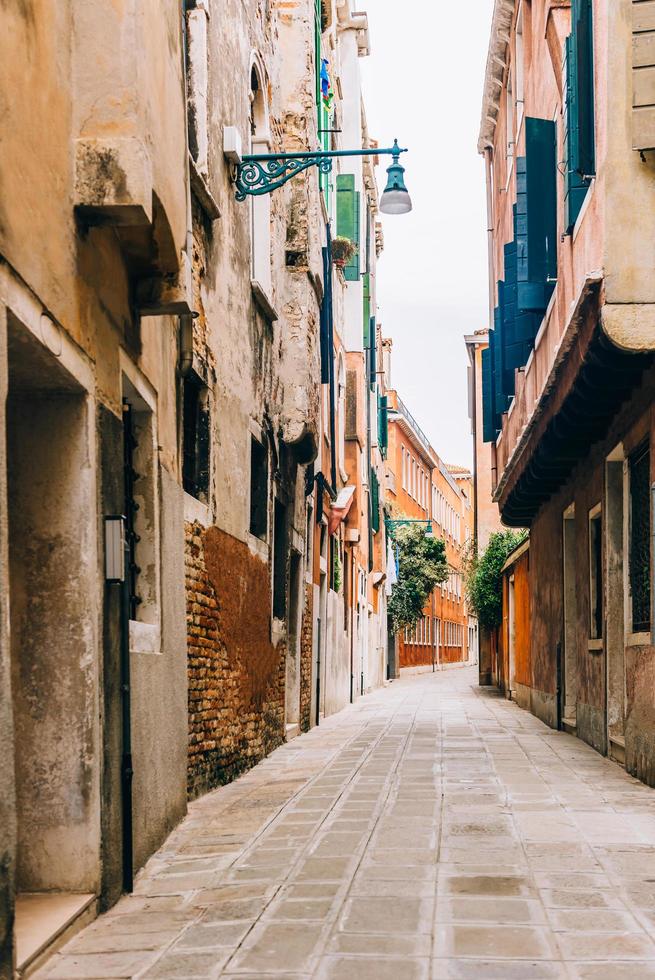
[235,155,334,200]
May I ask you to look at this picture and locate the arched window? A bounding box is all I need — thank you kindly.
[249,57,272,296]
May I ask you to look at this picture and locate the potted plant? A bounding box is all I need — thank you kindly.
[331,236,357,268]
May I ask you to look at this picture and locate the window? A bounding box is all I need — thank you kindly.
[249,435,268,539]
[589,506,603,639]
[250,60,272,294]
[629,442,651,633]
[273,499,288,619]
[182,372,210,503]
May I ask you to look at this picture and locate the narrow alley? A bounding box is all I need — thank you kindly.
[37,668,655,980]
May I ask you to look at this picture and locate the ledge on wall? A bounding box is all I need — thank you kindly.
[251,280,278,323]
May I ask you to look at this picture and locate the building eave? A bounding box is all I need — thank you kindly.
[478,0,516,154]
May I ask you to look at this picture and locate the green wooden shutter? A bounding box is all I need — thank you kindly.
[362,272,371,347]
[378,395,388,457]
[336,174,360,282]
[369,315,376,388]
[516,118,557,314]
[370,469,380,534]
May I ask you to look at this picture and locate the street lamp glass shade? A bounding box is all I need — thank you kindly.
[424,524,434,538]
[379,187,412,214]
[379,143,412,215]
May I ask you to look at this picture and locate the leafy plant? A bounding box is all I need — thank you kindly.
[387,522,448,632]
[333,548,342,593]
[464,529,527,631]
[331,236,357,266]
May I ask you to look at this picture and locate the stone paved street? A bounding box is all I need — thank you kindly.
[37,667,655,979]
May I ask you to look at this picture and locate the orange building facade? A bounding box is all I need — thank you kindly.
[385,389,475,671]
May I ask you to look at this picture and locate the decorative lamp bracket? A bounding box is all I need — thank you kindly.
[233,141,407,200]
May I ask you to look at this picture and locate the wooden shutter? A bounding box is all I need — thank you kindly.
[369,316,376,388]
[378,395,388,456]
[575,0,595,177]
[345,370,358,440]
[516,118,557,315]
[370,469,380,534]
[564,34,589,232]
[481,345,495,443]
[632,0,655,148]
[362,272,371,346]
[336,174,360,282]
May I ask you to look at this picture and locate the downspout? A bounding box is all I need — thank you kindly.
[179,0,195,379]
[484,145,499,491]
[327,223,337,490]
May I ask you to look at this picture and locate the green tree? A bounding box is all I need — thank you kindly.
[387,523,449,632]
[464,529,527,631]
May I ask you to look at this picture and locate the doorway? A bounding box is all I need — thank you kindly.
[508,575,516,698]
[7,314,98,970]
[605,448,626,761]
[562,505,578,731]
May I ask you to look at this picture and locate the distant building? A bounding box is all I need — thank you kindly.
[384,385,476,672]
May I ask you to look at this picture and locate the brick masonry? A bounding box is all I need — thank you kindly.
[185,521,286,800]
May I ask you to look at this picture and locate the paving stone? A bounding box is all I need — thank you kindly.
[32,668,655,979]
[317,955,429,979]
[435,924,555,959]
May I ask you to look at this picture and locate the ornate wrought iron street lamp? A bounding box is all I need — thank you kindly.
[232,138,411,208]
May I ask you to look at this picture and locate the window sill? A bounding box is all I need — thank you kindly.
[129,621,161,655]
[627,631,652,648]
[189,155,221,221]
[247,532,269,561]
[251,280,278,323]
[184,492,211,528]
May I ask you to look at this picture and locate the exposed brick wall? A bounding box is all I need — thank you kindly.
[299,583,313,732]
[185,521,285,800]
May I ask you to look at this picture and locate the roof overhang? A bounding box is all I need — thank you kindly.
[496,282,655,527]
[478,0,516,154]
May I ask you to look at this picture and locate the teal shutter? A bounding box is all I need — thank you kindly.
[564,18,593,232]
[370,469,380,534]
[362,272,371,346]
[369,315,376,388]
[378,395,388,456]
[336,174,360,282]
[481,346,495,443]
[515,118,557,315]
[575,0,595,179]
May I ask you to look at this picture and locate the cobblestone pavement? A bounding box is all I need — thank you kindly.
[37,666,655,979]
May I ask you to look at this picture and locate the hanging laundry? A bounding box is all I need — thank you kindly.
[385,542,398,596]
[320,58,334,111]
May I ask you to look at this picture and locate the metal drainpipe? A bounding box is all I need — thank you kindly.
[484,146,496,331]
[120,523,134,892]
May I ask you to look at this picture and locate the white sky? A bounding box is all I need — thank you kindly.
[360,0,494,468]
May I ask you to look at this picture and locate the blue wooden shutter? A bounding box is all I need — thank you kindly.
[575,0,595,180]
[516,118,557,314]
[336,174,360,282]
[564,33,590,232]
[481,346,496,443]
